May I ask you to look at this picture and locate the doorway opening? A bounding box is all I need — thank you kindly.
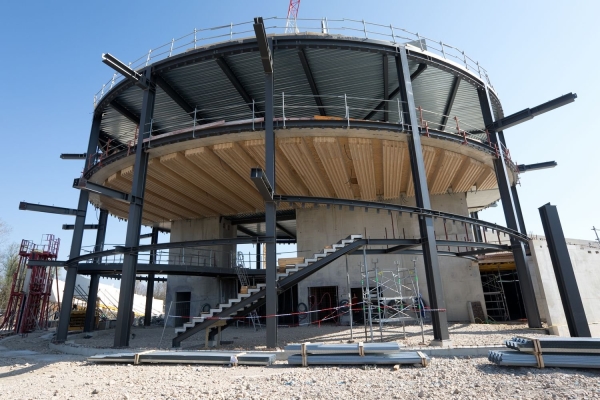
[308,286,338,325]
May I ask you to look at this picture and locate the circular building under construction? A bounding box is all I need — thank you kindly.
[30,17,576,348]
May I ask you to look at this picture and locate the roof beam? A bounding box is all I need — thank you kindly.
[276,223,296,239]
[298,48,326,116]
[110,100,139,124]
[237,225,259,237]
[216,56,262,117]
[363,63,428,120]
[154,74,195,118]
[439,76,460,131]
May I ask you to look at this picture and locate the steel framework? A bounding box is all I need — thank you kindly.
[17,16,579,348]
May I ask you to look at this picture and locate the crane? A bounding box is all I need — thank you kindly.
[285,0,301,33]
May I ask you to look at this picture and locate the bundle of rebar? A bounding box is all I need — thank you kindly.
[489,336,600,369]
[285,342,428,367]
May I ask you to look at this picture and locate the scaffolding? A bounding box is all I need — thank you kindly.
[481,270,511,322]
[360,258,424,342]
[0,234,60,334]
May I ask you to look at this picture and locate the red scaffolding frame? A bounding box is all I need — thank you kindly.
[0,234,60,334]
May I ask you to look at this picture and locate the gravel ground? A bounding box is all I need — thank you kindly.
[2,324,599,399]
[67,322,549,351]
[1,350,600,399]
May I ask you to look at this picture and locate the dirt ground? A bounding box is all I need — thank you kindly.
[1,324,599,399]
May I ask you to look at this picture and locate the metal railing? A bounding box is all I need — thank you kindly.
[93,17,494,107]
[92,93,512,173]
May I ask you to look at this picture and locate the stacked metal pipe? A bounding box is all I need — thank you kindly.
[489,337,600,369]
[285,342,429,366]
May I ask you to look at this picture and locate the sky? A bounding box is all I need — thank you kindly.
[0,0,599,265]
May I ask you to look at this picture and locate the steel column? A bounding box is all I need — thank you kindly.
[84,209,108,332]
[264,42,277,348]
[511,185,528,237]
[56,113,102,343]
[477,86,542,328]
[144,227,159,326]
[396,46,449,342]
[539,204,591,337]
[470,212,484,243]
[114,67,155,347]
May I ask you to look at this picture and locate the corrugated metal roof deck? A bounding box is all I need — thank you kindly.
[97,34,498,146]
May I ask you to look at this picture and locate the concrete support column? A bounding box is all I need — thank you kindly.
[56,113,102,343]
[114,67,155,347]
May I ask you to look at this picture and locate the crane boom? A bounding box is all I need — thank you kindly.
[285,0,301,33]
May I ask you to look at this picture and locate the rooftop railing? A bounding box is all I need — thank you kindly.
[93,17,494,107]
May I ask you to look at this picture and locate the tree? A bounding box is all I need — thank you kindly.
[134,280,147,296]
[154,281,166,300]
[0,243,19,311]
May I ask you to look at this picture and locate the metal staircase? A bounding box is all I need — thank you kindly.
[172,234,363,347]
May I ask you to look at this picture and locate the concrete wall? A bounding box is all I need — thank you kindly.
[165,217,236,326]
[296,193,486,322]
[529,236,600,336]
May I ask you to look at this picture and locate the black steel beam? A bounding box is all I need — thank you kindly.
[144,227,159,327]
[456,247,511,257]
[215,56,262,117]
[298,48,326,116]
[277,239,364,290]
[154,74,195,118]
[487,93,577,132]
[102,53,150,89]
[250,168,274,200]
[73,178,131,203]
[228,210,296,225]
[478,85,542,329]
[62,224,99,230]
[518,161,557,173]
[84,209,108,332]
[27,260,66,267]
[470,212,483,243]
[254,17,277,348]
[276,223,295,239]
[439,76,460,131]
[274,195,526,242]
[397,46,449,343]
[77,263,266,277]
[253,17,273,74]
[110,100,140,125]
[114,66,155,348]
[539,203,591,337]
[363,63,427,120]
[19,202,83,217]
[512,185,528,239]
[237,225,259,237]
[60,153,87,160]
[56,113,103,343]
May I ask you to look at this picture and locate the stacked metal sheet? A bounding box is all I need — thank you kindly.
[285,342,428,367]
[88,351,275,366]
[489,337,600,369]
